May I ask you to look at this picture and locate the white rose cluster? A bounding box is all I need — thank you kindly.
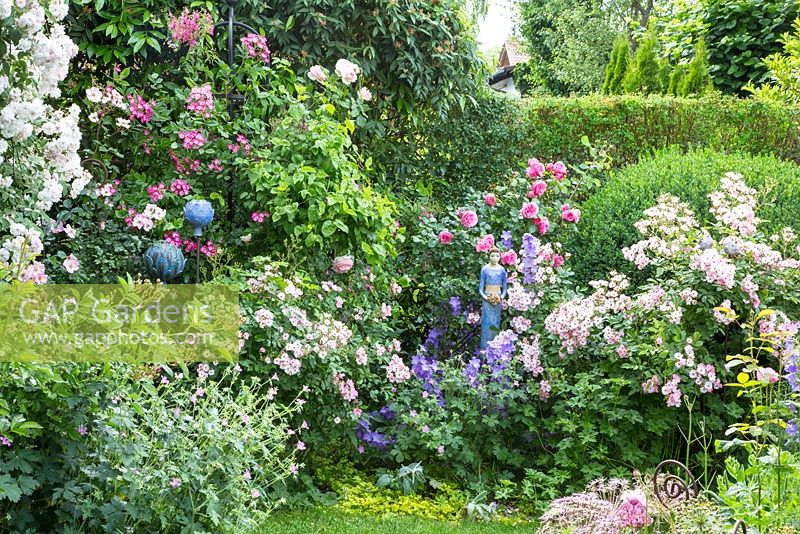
[0,0,86,281]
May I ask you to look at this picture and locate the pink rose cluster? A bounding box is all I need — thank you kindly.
[241,33,270,63]
[520,202,539,220]
[178,130,206,150]
[147,182,166,202]
[186,84,214,118]
[168,8,214,48]
[170,179,190,197]
[546,161,568,181]
[475,234,495,253]
[127,94,153,124]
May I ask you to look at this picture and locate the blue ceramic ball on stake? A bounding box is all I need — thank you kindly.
[184,199,215,237]
[143,243,186,283]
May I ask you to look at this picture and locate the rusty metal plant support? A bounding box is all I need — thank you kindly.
[730,520,747,534]
[652,459,698,509]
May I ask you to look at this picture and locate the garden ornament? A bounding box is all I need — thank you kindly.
[698,235,714,250]
[479,246,507,350]
[721,237,742,257]
[143,243,186,283]
[184,199,215,237]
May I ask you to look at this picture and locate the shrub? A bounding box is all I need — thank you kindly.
[568,148,800,287]
[678,38,712,97]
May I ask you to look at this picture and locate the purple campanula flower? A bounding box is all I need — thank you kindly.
[449,296,461,317]
[500,230,513,249]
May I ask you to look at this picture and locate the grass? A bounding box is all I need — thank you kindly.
[253,507,536,533]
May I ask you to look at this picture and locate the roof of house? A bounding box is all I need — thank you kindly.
[499,39,530,68]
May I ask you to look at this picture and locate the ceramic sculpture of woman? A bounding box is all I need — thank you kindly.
[480,246,508,349]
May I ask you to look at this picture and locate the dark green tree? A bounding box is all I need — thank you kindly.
[602,34,631,94]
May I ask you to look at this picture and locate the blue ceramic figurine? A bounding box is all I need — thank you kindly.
[479,246,507,349]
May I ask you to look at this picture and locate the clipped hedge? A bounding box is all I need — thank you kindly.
[520,95,800,167]
[567,147,800,287]
[377,93,800,198]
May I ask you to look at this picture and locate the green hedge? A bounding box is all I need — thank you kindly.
[520,95,800,166]
[377,93,800,198]
[567,147,800,287]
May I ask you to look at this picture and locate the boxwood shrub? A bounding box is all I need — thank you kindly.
[566,147,800,287]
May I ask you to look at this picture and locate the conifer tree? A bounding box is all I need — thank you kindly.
[603,34,630,94]
[622,27,662,94]
[679,39,713,96]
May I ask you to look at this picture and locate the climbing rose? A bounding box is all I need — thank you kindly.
[484,193,497,206]
[438,230,453,244]
[308,65,327,82]
[526,158,545,178]
[501,250,518,265]
[530,180,547,197]
[335,59,360,84]
[547,161,568,180]
[460,211,478,228]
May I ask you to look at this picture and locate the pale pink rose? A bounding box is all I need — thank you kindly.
[460,210,478,228]
[501,250,518,265]
[484,193,497,206]
[438,230,453,244]
[520,202,539,220]
[63,254,80,274]
[335,59,360,84]
[526,158,545,178]
[308,65,327,82]
[357,87,372,101]
[547,161,568,180]
[535,217,550,235]
[756,367,780,384]
[530,180,547,197]
[332,255,354,273]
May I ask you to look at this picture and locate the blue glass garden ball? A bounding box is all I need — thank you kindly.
[184,199,215,237]
[143,243,186,283]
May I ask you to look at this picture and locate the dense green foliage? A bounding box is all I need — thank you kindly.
[747,19,800,104]
[379,93,800,199]
[703,0,798,94]
[66,0,483,131]
[602,34,630,95]
[677,38,712,96]
[568,147,800,286]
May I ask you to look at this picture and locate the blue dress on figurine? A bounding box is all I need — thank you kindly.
[479,255,507,350]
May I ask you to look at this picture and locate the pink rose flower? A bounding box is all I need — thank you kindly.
[308,65,327,82]
[526,158,545,178]
[547,161,568,181]
[501,250,518,265]
[332,255,354,273]
[460,210,478,228]
[530,180,547,197]
[562,208,581,223]
[535,217,550,235]
[475,234,495,252]
[520,202,539,220]
[484,193,497,207]
[553,254,564,268]
[438,230,453,244]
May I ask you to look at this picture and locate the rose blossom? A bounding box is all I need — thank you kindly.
[475,234,495,253]
[484,193,497,206]
[527,158,545,178]
[561,204,581,223]
[438,230,453,244]
[547,161,568,180]
[460,210,478,228]
[332,255,354,273]
[308,65,327,82]
[530,180,547,197]
[501,250,518,265]
[63,254,80,274]
[357,87,372,101]
[335,59,360,84]
[535,217,550,235]
[520,202,539,220]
